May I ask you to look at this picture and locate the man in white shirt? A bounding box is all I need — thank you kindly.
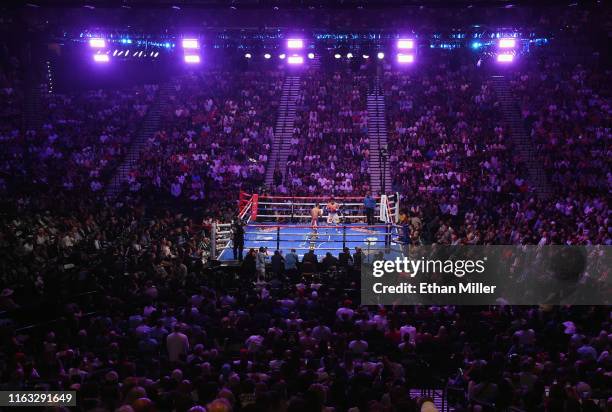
[256,247,267,282]
[166,325,189,362]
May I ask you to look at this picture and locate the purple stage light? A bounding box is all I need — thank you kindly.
[184,54,201,64]
[397,53,415,63]
[287,55,304,65]
[498,38,516,49]
[182,39,199,49]
[93,54,110,63]
[377,52,385,60]
[89,38,106,48]
[287,39,304,49]
[496,53,514,63]
[397,39,415,49]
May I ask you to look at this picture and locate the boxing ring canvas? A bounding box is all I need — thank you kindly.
[217,222,391,261]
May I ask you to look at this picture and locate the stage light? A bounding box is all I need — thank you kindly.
[307,52,315,59]
[93,54,109,63]
[498,38,516,49]
[279,54,286,60]
[112,49,118,56]
[245,53,252,59]
[397,39,414,49]
[397,53,415,63]
[362,54,370,59]
[287,55,304,65]
[264,53,271,59]
[346,53,353,59]
[125,50,130,56]
[184,54,201,64]
[334,53,341,59]
[377,52,385,59]
[153,51,159,58]
[89,38,106,48]
[496,53,514,62]
[182,39,199,49]
[287,39,304,49]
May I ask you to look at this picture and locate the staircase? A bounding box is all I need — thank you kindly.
[264,75,300,187]
[23,77,44,132]
[367,77,392,195]
[105,82,173,199]
[489,75,552,198]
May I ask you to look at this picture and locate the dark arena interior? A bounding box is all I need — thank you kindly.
[0,1,610,411]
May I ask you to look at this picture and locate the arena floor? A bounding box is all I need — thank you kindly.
[218,222,392,261]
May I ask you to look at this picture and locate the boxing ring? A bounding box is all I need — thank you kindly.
[211,192,403,261]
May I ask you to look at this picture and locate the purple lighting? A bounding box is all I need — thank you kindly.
[397,53,415,63]
[287,55,304,65]
[498,38,517,49]
[89,38,106,48]
[496,53,514,63]
[287,39,304,49]
[397,39,415,50]
[93,54,110,63]
[184,54,201,64]
[182,39,199,49]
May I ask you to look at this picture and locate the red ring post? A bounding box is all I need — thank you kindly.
[251,194,259,221]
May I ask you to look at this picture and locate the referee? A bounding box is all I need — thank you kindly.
[231,219,245,261]
[363,192,376,225]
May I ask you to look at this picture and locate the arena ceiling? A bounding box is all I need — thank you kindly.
[11,0,588,8]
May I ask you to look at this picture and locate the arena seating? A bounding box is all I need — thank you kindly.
[283,68,371,195]
[0,83,157,195]
[0,18,610,412]
[132,70,283,202]
[383,62,533,244]
[510,58,610,196]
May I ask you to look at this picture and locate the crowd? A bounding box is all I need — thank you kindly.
[280,68,371,196]
[129,70,283,202]
[383,62,534,245]
[0,82,156,196]
[382,59,610,246]
[511,57,610,197]
[1,191,610,411]
[0,32,610,412]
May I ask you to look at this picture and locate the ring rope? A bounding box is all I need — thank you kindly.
[258,201,370,206]
[259,195,382,200]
